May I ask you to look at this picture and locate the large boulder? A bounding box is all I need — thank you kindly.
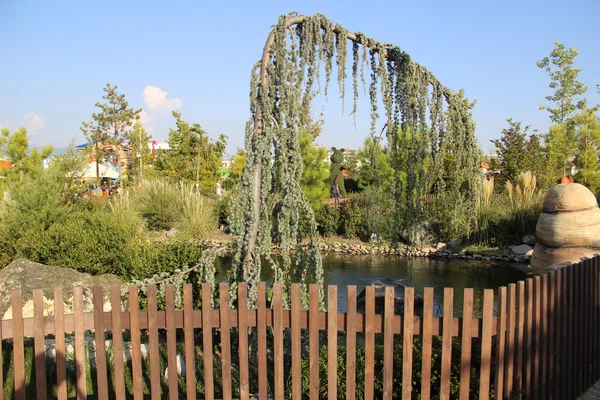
[532,183,600,269]
[356,278,424,316]
[0,259,122,319]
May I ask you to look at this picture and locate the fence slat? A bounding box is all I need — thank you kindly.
[440,288,453,400]
[0,295,2,400]
[128,287,143,400]
[479,289,494,400]
[238,283,250,400]
[166,285,179,399]
[567,265,574,399]
[73,286,87,400]
[219,283,232,400]
[577,262,583,396]
[33,290,47,400]
[147,285,162,399]
[328,285,338,400]
[533,276,542,396]
[591,257,600,382]
[541,274,548,400]
[202,284,214,400]
[561,267,569,400]
[549,272,556,399]
[506,284,516,399]
[585,261,592,389]
[309,284,320,399]
[273,283,284,400]
[364,286,375,400]
[525,278,533,398]
[257,282,268,399]
[460,288,473,400]
[110,285,125,400]
[11,290,25,400]
[183,285,196,400]
[494,286,506,400]
[516,281,525,395]
[346,285,357,400]
[421,287,434,400]
[93,286,109,400]
[402,287,414,400]
[54,288,67,400]
[291,284,302,400]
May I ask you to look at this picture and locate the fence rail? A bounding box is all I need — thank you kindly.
[1,255,599,399]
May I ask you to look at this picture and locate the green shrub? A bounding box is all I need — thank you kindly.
[137,180,183,230]
[175,189,217,241]
[316,204,340,237]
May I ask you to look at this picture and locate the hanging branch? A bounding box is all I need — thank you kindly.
[231,13,480,308]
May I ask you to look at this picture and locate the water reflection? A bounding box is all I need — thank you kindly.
[214,254,529,317]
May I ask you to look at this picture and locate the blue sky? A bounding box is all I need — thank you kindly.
[1,0,599,157]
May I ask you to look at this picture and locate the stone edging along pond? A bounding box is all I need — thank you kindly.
[200,239,533,264]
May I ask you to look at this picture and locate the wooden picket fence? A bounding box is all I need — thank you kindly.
[1,255,599,399]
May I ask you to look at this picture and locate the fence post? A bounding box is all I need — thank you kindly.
[479,289,494,399]
[421,287,434,400]
[401,287,414,400]
[495,287,506,400]
[441,288,453,400]
[460,289,473,400]
[328,285,339,400]
[93,286,109,400]
[346,285,357,400]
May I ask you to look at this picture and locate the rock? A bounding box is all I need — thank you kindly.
[509,244,533,255]
[448,238,463,248]
[356,278,424,316]
[483,256,491,261]
[436,242,447,250]
[522,234,537,246]
[165,228,180,238]
[525,249,533,257]
[0,259,122,319]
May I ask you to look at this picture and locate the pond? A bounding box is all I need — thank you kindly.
[215,254,529,316]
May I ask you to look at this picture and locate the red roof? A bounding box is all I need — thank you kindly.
[0,161,12,170]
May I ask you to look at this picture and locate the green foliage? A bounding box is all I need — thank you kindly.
[0,126,53,180]
[137,180,183,231]
[153,111,227,192]
[491,119,548,184]
[175,189,217,241]
[227,148,246,188]
[357,137,394,191]
[572,109,600,192]
[316,204,340,237]
[128,122,152,183]
[545,122,576,180]
[80,83,141,184]
[299,128,329,210]
[537,42,589,123]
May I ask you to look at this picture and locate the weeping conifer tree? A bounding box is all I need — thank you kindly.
[229,13,480,308]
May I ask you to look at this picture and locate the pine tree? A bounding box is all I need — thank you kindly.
[298,127,329,210]
[573,109,600,192]
[80,83,141,186]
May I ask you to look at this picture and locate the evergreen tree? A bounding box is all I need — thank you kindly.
[545,123,577,180]
[80,83,141,186]
[357,136,394,191]
[228,148,246,188]
[154,111,227,193]
[298,127,329,210]
[537,42,588,123]
[573,109,600,192]
[1,127,53,181]
[491,118,548,185]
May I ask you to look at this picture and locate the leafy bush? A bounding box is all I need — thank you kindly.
[316,204,340,237]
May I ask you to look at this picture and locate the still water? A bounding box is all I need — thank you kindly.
[215,254,528,316]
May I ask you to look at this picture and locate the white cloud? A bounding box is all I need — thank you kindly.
[139,110,155,136]
[143,86,182,114]
[23,112,44,136]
